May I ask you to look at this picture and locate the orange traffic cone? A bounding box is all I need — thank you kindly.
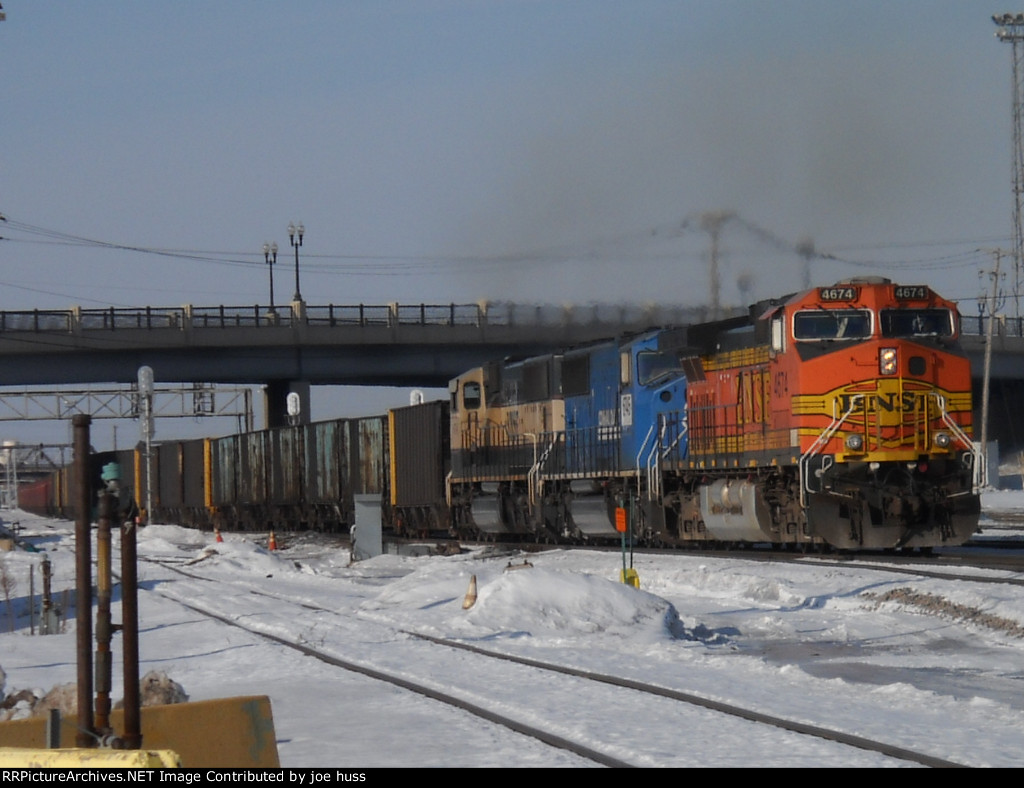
[268,531,278,551]
[215,528,223,543]
[462,574,478,609]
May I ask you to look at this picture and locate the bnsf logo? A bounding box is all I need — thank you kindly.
[838,392,926,412]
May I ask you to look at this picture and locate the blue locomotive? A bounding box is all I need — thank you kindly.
[447,330,687,541]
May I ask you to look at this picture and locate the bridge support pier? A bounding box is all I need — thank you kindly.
[263,380,310,429]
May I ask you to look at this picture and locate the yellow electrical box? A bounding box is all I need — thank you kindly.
[620,568,640,588]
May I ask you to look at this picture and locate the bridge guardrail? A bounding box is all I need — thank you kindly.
[189,306,287,328]
[78,307,185,330]
[0,304,492,332]
[961,315,1024,338]
[0,311,73,332]
[0,302,763,334]
[0,302,712,334]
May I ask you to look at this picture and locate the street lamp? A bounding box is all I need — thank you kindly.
[288,221,304,302]
[263,241,278,312]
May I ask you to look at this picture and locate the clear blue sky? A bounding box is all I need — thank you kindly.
[0,1,1016,442]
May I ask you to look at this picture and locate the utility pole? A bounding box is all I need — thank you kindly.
[72,415,95,748]
[137,367,154,522]
[980,250,1007,481]
[699,211,734,319]
[993,14,1024,317]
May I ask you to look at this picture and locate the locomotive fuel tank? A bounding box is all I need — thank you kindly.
[698,479,774,542]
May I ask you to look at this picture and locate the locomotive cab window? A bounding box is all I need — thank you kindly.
[793,309,871,341]
[462,381,481,410]
[637,350,683,386]
[880,308,953,338]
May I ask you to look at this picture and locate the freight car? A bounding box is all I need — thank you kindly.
[18,278,982,552]
[19,416,388,534]
[18,450,124,522]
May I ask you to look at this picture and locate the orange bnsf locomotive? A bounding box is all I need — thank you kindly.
[657,277,982,550]
[446,277,982,550]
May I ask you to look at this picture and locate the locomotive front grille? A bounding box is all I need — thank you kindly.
[834,379,947,460]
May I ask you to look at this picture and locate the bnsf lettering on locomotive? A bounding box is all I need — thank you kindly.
[838,392,925,412]
[819,287,857,301]
[894,285,929,300]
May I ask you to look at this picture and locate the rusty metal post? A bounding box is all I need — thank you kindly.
[72,413,94,747]
[94,488,113,735]
[41,555,52,634]
[121,515,141,749]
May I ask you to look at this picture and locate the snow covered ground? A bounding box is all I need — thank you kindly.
[1,493,1024,768]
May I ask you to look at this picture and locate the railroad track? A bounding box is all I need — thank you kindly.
[136,555,968,768]
[387,531,1024,572]
[446,537,1024,582]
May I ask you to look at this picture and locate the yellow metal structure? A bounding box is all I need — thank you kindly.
[0,747,181,768]
[0,696,278,768]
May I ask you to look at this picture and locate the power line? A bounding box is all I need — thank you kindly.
[0,212,1002,291]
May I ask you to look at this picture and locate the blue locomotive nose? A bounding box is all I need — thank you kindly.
[617,337,688,471]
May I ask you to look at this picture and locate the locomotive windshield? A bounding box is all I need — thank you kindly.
[880,308,953,338]
[793,309,872,340]
[637,350,683,385]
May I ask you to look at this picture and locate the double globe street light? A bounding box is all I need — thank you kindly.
[262,241,278,313]
[288,221,304,303]
[262,221,304,313]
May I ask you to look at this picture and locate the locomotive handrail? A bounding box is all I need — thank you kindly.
[928,392,986,492]
[635,424,658,500]
[526,436,556,508]
[645,420,669,501]
[798,396,862,508]
[660,416,688,465]
[525,433,540,505]
[663,421,688,456]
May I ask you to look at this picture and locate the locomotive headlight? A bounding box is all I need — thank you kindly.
[934,432,952,448]
[845,433,864,451]
[879,347,898,375]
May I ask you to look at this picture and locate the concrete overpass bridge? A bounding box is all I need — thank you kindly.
[0,301,710,427]
[0,300,1021,447]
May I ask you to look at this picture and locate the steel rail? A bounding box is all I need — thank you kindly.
[140,555,963,769]
[136,558,632,768]
[403,631,965,769]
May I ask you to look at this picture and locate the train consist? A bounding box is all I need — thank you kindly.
[19,278,983,551]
